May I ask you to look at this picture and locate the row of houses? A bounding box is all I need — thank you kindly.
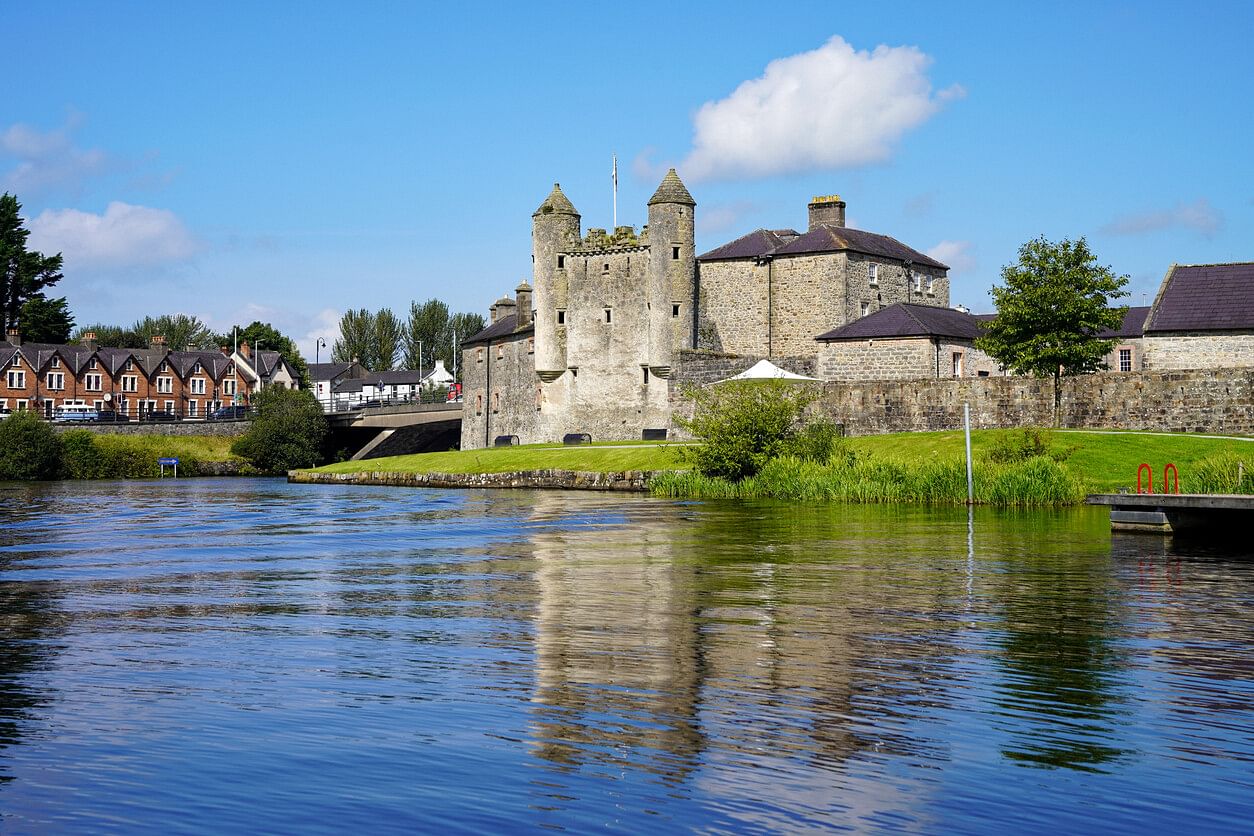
[0,329,298,419]
[308,360,456,411]
[813,262,1254,381]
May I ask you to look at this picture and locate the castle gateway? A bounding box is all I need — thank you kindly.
[461,172,949,449]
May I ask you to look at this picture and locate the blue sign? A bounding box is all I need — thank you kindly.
[158,457,179,466]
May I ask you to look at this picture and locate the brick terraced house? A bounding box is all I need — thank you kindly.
[0,329,298,419]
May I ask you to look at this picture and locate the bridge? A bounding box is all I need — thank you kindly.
[326,401,463,459]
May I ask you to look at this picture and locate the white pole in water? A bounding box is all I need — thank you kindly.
[964,402,974,505]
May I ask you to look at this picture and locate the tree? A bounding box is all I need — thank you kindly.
[1,193,65,336]
[0,410,62,480]
[677,380,831,481]
[976,236,1128,420]
[230,387,327,473]
[219,321,309,387]
[131,314,215,350]
[448,311,486,380]
[332,308,375,368]
[403,299,451,371]
[373,308,403,371]
[73,324,141,348]
[19,296,74,343]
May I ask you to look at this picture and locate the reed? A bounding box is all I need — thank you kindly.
[1188,452,1254,495]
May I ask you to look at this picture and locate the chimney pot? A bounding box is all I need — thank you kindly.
[808,194,846,230]
[5,328,20,347]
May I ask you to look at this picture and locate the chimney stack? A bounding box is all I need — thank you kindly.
[515,281,533,328]
[5,328,20,346]
[220,345,231,356]
[239,340,251,360]
[82,331,98,352]
[150,335,168,350]
[808,194,846,230]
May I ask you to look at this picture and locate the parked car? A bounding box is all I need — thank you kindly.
[95,410,130,423]
[207,405,250,421]
[0,406,11,420]
[142,409,177,423]
[54,405,100,422]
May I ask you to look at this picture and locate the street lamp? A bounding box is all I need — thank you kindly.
[315,337,327,408]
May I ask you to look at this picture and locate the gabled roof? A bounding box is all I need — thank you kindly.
[171,350,235,380]
[308,362,358,381]
[774,225,948,269]
[368,369,425,386]
[698,228,800,261]
[1145,263,1254,333]
[95,347,138,376]
[816,303,983,342]
[462,314,533,347]
[1100,306,1150,339]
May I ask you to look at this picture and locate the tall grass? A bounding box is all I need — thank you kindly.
[1189,452,1254,495]
[650,454,1086,506]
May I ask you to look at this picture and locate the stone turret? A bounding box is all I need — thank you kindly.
[808,194,846,230]
[532,183,581,381]
[646,169,696,377]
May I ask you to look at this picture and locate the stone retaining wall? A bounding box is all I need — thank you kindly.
[55,422,250,437]
[290,468,656,491]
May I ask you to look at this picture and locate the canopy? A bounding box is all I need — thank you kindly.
[714,359,822,383]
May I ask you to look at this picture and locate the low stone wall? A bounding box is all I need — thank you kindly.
[289,468,656,491]
[55,422,250,437]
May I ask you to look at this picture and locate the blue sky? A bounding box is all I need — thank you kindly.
[5,1,1251,359]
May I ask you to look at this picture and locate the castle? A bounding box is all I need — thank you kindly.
[461,170,950,449]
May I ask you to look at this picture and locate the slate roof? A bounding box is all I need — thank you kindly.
[772,225,948,268]
[462,314,532,347]
[367,369,426,386]
[1101,306,1150,339]
[1145,263,1254,333]
[816,304,984,342]
[309,362,357,381]
[698,228,800,261]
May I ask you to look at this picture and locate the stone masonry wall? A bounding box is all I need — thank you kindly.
[57,421,250,437]
[695,261,770,355]
[1143,333,1254,371]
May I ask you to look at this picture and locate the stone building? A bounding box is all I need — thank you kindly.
[696,195,949,358]
[1100,306,1149,373]
[461,171,695,448]
[1142,263,1254,370]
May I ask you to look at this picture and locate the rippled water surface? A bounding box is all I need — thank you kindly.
[2,479,1253,833]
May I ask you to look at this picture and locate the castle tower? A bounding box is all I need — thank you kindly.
[532,184,581,381]
[646,169,696,377]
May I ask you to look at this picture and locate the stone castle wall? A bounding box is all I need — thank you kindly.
[1143,333,1254,371]
[696,261,770,355]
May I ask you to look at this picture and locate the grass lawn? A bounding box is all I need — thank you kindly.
[311,440,686,475]
[848,429,1254,493]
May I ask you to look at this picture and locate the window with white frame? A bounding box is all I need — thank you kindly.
[124,359,134,371]
[868,263,879,286]
[1119,348,1132,372]
[223,379,236,396]
[89,358,98,370]
[191,378,206,395]
[157,376,173,393]
[47,372,65,390]
[926,276,934,295]
[913,272,923,293]
[121,375,138,392]
[164,400,174,412]
[86,373,102,391]
[952,352,964,377]
[6,370,24,388]
[188,401,197,417]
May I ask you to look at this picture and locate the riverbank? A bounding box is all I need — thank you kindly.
[293,430,1254,501]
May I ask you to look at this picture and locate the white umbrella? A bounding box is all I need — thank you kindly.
[714,359,822,383]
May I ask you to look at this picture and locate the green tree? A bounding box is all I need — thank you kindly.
[0,410,63,480]
[976,236,1128,420]
[19,296,74,343]
[130,314,215,350]
[448,311,486,380]
[1,193,65,336]
[73,323,141,348]
[373,308,403,371]
[677,379,827,481]
[403,298,450,371]
[332,308,375,368]
[230,387,327,473]
[219,321,309,386]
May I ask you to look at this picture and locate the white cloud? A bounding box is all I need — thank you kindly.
[926,240,975,274]
[680,36,964,181]
[1,119,111,196]
[300,309,342,364]
[27,202,200,268]
[1101,198,1222,237]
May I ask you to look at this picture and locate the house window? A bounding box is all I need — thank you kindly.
[557,255,565,269]
[89,358,98,370]
[604,308,612,323]
[672,246,680,260]
[157,376,173,393]
[191,378,207,395]
[868,264,879,286]
[557,310,566,325]
[15,400,27,411]
[124,359,134,371]
[913,272,923,293]
[159,361,167,372]
[121,375,138,392]
[1119,348,1132,372]
[47,372,65,390]
[164,400,174,412]
[6,370,25,388]
[192,362,201,374]
[86,373,102,391]
[188,401,197,417]
[527,337,534,354]
[223,379,236,396]
[926,276,935,295]
[952,352,964,377]
[93,400,103,410]
[860,301,870,317]
[51,357,61,369]
[672,303,680,318]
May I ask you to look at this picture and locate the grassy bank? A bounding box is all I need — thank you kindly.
[61,431,247,478]
[297,429,1254,505]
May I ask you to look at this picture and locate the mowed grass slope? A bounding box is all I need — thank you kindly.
[92,433,242,462]
[312,441,685,475]
[308,430,1254,494]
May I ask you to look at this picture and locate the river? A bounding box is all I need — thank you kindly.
[1,479,1252,833]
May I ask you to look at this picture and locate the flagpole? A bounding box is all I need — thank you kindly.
[612,153,618,229]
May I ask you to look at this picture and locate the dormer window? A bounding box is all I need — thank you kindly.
[50,357,61,369]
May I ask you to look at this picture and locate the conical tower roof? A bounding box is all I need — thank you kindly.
[533,183,579,217]
[648,168,695,206]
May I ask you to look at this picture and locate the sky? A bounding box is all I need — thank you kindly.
[5,1,1252,361]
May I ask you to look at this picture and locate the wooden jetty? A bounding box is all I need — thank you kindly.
[1086,493,1254,534]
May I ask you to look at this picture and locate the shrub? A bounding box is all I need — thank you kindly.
[231,388,328,473]
[779,419,849,465]
[60,429,106,479]
[0,411,63,480]
[677,380,821,480]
